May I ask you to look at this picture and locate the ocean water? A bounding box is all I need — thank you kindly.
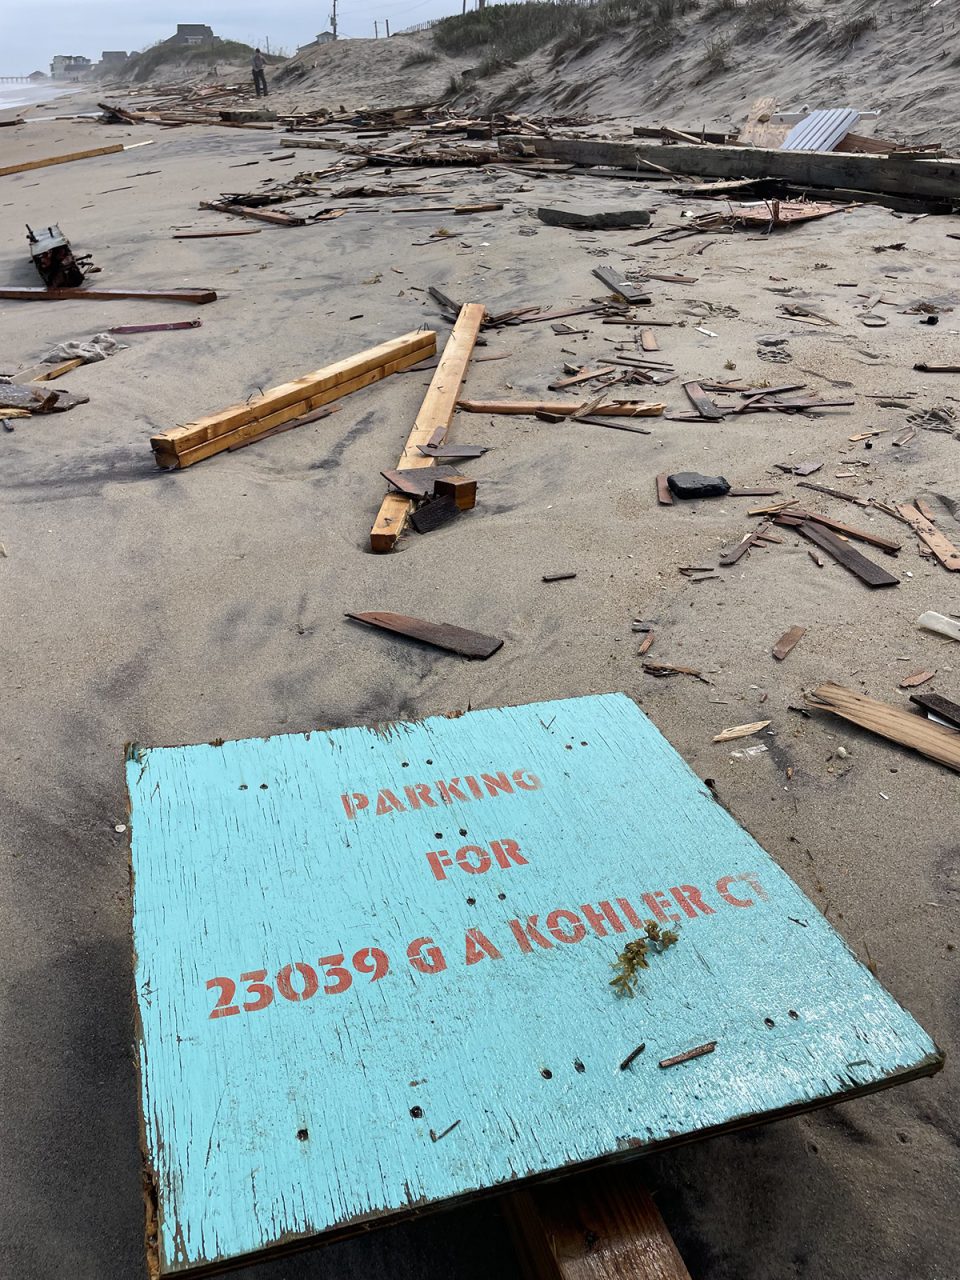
[0,83,80,113]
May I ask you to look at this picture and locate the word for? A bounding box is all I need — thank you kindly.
[205,873,767,1021]
[426,837,528,881]
[340,767,541,819]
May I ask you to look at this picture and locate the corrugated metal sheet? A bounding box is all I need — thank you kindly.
[782,108,860,152]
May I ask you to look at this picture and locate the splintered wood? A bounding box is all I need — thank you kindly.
[151,331,436,469]
[370,303,485,553]
[806,684,960,772]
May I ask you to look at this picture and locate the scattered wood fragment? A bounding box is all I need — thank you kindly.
[0,142,125,178]
[458,399,663,417]
[31,358,85,382]
[897,504,960,571]
[538,207,650,230]
[640,328,659,352]
[777,509,901,553]
[543,572,576,582]
[642,661,710,682]
[435,476,477,510]
[713,721,771,743]
[773,626,806,662]
[899,671,936,689]
[785,521,899,588]
[805,683,960,772]
[796,479,867,506]
[173,229,262,239]
[910,692,960,729]
[0,286,216,304]
[637,632,655,655]
[152,330,435,469]
[370,304,485,553]
[719,531,758,566]
[808,550,825,568]
[345,611,502,659]
[659,1041,717,1069]
[592,267,650,305]
[683,381,725,421]
[108,320,202,334]
[656,474,673,505]
[914,363,960,373]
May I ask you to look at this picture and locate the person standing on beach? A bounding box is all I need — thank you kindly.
[251,48,268,97]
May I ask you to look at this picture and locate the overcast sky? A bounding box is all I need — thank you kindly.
[1,0,457,73]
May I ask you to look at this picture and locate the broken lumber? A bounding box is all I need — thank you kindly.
[0,142,125,178]
[910,692,960,730]
[0,286,216,304]
[806,683,960,772]
[537,207,650,229]
[151,330,436,469]
[773,626,806,661]
[592,267,650,305]
[370,303,485,553]
[897,504,960,571]
[500,136,960,203]
[457,399,663,417]
[783,520,899,588]
[345,611,502,658]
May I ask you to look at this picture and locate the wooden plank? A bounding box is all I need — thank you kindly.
[640,328,659,352]
[785,521,900,588]
[592,267,650,305]
[345,610,502,657]
[910,692,960,730]
[152,331,435,467]
[370,303,485,553]
[0,286,217,304]
[796,480,867,506]
[504,1164,692,1280]
[772,626,806,661]
[126,692,942,1275]
[786,509,901,553]
[897,504,960,571]
[682,381,724,421]
[173,229,262,239]
[501,136,960,202]
[806,683,960,771]
[0,141,124,178]
[458,400,664,417]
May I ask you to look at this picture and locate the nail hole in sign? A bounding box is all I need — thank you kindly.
[276,962,320,1002]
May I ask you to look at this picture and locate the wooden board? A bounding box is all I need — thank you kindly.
[0,141,124,178]
[346,610,500,657]
[151,332,436,468]
[127,693,941,1275]
[772,626,805,661]
[806,683,960,771]
[897,504,960,571]
[505,1164,692,1280]
[784,521,899,588]
[458,400,664,417]
[592,267,650,305]
[502,136,960,203]
[370,303,485,553]
[0,286,216,304]
[910,692,960,730]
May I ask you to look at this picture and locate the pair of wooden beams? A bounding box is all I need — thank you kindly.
[370,303,486,553]
[151,331,436,469]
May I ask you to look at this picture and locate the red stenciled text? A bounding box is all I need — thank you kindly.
[340,767,542,820]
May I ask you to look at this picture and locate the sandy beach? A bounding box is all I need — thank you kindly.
[0,77,957,1280]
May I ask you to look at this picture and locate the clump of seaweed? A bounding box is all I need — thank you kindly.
[610,920,680,997]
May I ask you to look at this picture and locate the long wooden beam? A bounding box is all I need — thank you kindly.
[151,331,436,469]
[0,142,124,178]
[500,136,960,202]
[370,303,485,553]
[0,286,217,304]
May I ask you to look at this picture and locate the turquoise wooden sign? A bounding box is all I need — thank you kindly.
[127,693,942,1275]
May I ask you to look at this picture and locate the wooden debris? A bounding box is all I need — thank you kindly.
[592,267,651,305]
[370,304,484,553]
[0,142,125,178]
[151,330,435,469]
[796,480,867,506]
[808,550,825,568]
[458,399,663,417]
[778,509,901,553]
[806,683,960,772]
[173,229,262,239]
[659,1041,717,1069]
[345,611,502,659]
[0,286,216,304]
[910,692,960,729]
[897,504,960,571]
[543,572,576,582]
[656,474,674,506]
[435,476,477,510]
[640,328,660,352]
[785,521,899,588]
[773,626,806,662]
[899,671,936,689]
[719,531,758,566]
[683,381,725,421]
[642,661,710,682]
[108,320,202,334]
[538,207,650,229]
[914,363,960,373]
[713,721,771,743]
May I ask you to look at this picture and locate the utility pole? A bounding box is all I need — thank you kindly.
[374,19,379,36]
[385,18,390,36]
[330,0,338,39]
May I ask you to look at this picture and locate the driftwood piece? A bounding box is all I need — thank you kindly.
[345,611,502,658]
